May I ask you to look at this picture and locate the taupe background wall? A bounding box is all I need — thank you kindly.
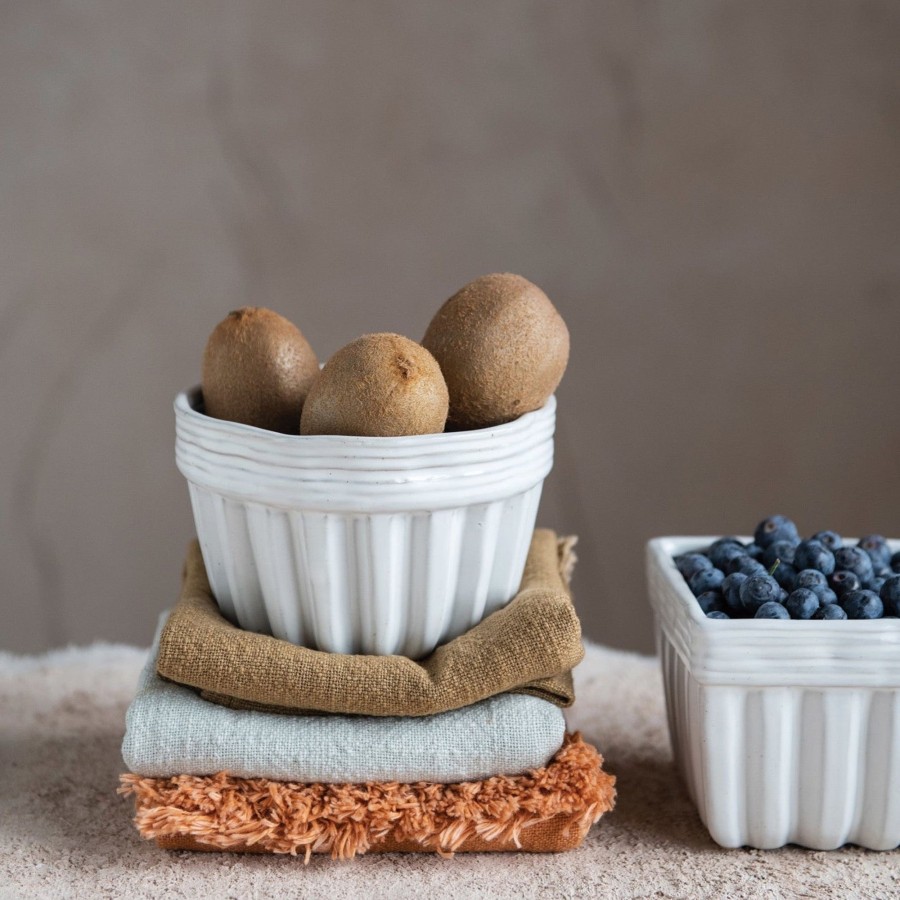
[3,2,899,655]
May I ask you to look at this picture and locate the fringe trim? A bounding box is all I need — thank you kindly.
[119,732,615,861]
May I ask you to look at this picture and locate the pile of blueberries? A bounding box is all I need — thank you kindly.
[675,515,900,620]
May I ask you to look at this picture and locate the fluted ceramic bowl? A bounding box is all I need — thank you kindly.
[647,535,900,851]
[175,387,555,658]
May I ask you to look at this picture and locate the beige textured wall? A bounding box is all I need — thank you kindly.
[3,2,900,655]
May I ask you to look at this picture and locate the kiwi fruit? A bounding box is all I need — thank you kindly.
[202,307,319,433]
[300,333,448,437]
[422,273,569,429]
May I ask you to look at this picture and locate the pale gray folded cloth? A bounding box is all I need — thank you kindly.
[122,614,566,784]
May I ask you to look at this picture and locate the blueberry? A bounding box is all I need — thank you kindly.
[762,540,798,570]
[696,590,726,615]
[740,574,781,615]
[880,575,900,617]
[842,589,884,620]
[689,567,725,596]
[744,543,764,560]
[891,552,900,574]
[819,588,839,605]
[870,576,887,595]
[812,604,847,620]
[858,535,892,570]
[755,601,790,619]
[754,515,800,549]
[795,569,829,597]
[811,530,842,551]
[772,563,798,592]
[708,538,747,571]
[830,570,862,598]
[728,555,768,578]
[833,547,875,584]
[709,544,747,572]
[792,540,836,575]
[785,588,820,620]
[722,573,749,615]
[706,611,731,620]
[675,553,713,581]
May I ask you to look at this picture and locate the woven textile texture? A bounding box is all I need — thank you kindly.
[156,530,582,716]
[123,614,566,783]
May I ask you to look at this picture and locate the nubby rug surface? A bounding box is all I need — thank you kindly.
[2,640,897,899]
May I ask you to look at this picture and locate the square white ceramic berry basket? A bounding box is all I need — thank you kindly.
[175,386,555,659]
[647,535,900,851]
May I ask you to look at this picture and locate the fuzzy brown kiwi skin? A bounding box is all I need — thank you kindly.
[202,307,320,434]
[422,273,569,430]
[300,333,449,437]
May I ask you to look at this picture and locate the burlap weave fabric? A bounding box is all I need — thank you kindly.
[157,529,583,717]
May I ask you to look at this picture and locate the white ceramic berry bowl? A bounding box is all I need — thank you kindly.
[174,387,555,658]
[647,535,900,851]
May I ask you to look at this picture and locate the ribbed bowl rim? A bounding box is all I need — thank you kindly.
[175,386,555,444]
[174,386,556,463]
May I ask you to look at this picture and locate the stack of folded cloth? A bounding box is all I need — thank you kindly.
[119,529,616,860]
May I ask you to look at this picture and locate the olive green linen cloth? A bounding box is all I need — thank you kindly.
[156,529,583,717]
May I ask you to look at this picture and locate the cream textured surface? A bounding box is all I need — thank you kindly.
[2,640,897,899]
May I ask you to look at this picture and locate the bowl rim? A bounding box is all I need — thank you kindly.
[175,385,556,447]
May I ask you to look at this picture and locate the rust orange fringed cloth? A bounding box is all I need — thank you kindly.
[119,733,615,860]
